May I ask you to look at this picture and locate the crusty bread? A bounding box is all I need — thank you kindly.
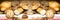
[32,1,40,10]
[1,1,11,11]
[1,1,11,8]
[1,7,7,11]
[14,8,23,15]
[5,9,14,19]
[46,9,55,18]
[49,1,59,11]
[37,8,43,13]
[19,1,29,10]
[17,8,23,13]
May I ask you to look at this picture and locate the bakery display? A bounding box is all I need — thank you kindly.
[0,1,60,20]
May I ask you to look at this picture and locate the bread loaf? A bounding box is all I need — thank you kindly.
[20,1,29,10]
[32,1,40,10]
[1,1,11,11]
[5,9,14,19]
[49,1,59,11]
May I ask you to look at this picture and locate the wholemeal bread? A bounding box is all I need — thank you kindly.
[1,1,11,8]
[1,7,7,11]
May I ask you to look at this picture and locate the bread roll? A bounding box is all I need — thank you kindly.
[46,9,55,18]
[1,1,11,8]
[37,8,43,13]
[20,1,29,10]
[1,1,11,11]
[17,8,23,13]
[37,8,46,15]
[1,7,6,11]
[14,8,23,15]
[5,9,14,19]
[49,1,59,11]
[32,1,40,10]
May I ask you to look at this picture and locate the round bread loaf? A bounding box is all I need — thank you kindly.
[46,9,55,18]
[1,1,11,11]
[5,9,14,19]
[19,1,29,10]
[49,1,59,11]
[32,1,40,10]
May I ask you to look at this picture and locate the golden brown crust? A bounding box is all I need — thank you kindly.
[32,1,40,10]
[37,8,43,13]
[49,1,59,11]
[5,10,14,19]
[46,9,55,18]
[1,1,11,11]
[19,1,29,10]
[1,1,11,8]
[17,8,23,13]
